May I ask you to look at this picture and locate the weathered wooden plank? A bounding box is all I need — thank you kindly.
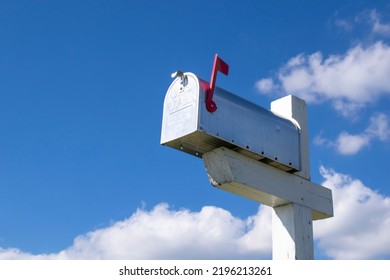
[203,147,333,220]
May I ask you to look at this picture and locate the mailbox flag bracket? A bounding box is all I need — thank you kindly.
[206,54,229,112]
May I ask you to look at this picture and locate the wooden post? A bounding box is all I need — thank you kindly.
[271,95,313,260]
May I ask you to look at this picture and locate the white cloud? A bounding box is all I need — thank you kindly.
[335,132,370,155]
[315,113,390,155]
[256,42,390,116]
[1,168,390,260]
[0,248,49,260]
[0,204,272,260]
[365,113,390,141]
[315,166,390,259]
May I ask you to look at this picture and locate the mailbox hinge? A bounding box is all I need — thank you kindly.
[206,54,229,112]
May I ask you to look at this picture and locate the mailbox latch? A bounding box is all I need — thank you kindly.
[206,54,229,113]
[171,70,188,91]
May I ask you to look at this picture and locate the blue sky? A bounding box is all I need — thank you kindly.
[0,0,390,260]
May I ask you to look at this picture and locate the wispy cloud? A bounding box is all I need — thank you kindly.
[332,9,390,38]
[315,113,390,155]
[256,42,390,117]
[1,167,390,260]
[334,19,354,32]
[369,9,390,37]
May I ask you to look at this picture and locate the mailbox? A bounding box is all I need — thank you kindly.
[160,57,301,172]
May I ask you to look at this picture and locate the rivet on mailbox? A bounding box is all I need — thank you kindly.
[161,54,301,173]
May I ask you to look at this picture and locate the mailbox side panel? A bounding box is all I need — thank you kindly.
[198,86,301,171]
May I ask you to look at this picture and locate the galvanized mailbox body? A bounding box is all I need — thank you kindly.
[161,72,301,172]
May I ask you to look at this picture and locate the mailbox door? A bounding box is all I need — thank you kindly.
[161,73,201,150]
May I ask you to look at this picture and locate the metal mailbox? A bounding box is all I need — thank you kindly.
[160,58,301,172]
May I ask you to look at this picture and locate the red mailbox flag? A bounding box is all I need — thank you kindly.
[206,54,229,112]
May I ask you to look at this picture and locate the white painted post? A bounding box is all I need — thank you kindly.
[272,203,314,259]
[271,95,313,260]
